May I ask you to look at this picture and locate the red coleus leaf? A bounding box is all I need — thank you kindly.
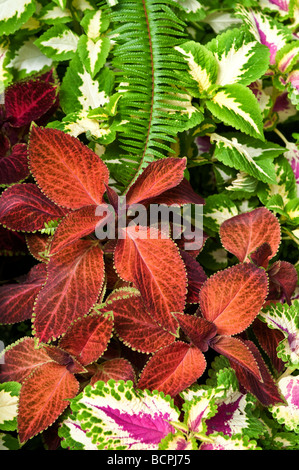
[58,312,114,366]
[229,340,285,406]
[143,178,205,207]
[33,240,105,343]
[0,226,27,255]
[137,341,206,397]
[26,232,52,262]
[219,207,281,264]
[250,242,273,269]
[199,263,268,336]
[5,78,58,128]
[28,126,109,209]
[42,345,86,374]
[114,226,187,334]
[101,288,176,353]
[174,313,217,352]
[89,358,136,386]
[0,337,53,383]
[0,143,30,186]
[251,318,285,374]
[0,183,67,232]
[180,250,207,303]
[267,260,298,304]
[210,335,261,380]
[0,263,47,324]
[125,157,187,206]
[18,362,79,443]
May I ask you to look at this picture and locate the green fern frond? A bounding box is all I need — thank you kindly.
[109,0,192,189]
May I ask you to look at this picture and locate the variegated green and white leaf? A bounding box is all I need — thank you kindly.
[60,53,111,114]
[0,433,20,450]
[226,172,259,195]
[276,42,299,73]
[80,9,109,40]
[260,301,299,368]
[211,132,284,184]
[77,35,110,78]
[199,432,261,450]
[203,194,239,233]
[175,41,218,97]
[206,84,264,140]
[35,25,80,61]
[259,0,291,17]
[59,380,180,450]
[7,37,53,79]
[52,0,67,9]
[182,388,219,436]
[159,432,197,450]
[0,382,21,432]
[38,2,73,25]
[203,11,242,34]
[71,0,95,12]
[206,28,270,87]
[270,376,299,432]
[0,0,36,36]
[0,38,12,86]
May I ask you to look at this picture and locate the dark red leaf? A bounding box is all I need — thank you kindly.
[180,250,207,303]
[0,183,67,232]
[89,358,136,386]
[174,313,217,352]
[26,232,52,262]
[0,263,47,324]
[251,318,285,373]
[0,143,30,186]
[250,242,273,269]
[267,261,298,304]
[143,178,205,207]
[0,226,27,256]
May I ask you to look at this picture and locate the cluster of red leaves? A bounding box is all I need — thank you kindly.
[0,119,297,445]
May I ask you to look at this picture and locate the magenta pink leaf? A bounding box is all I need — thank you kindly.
[28,126,109,209]
[101,288,176,353]
[174,313,217,352]
[0,337,53,383]
[199,263,268,336]
[0,143,30,186]
[210,335,261,380]
[58,312,114,366]
[33,240,105,343]
[219,207,281,263]
[0,183,67,232]
[229,340,285,406]
[18,362,79,443]
[114,226,187,334]
[137,341,206,397]
[0,263,47,324]
[125,157,187,206]
[180,250,207,303]
[89,358,136,386]
[5,78,58,128]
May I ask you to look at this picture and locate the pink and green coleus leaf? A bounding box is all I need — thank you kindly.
[89,359,136,387]
[0,143,30,187]
[219,207,281,264]
[199,263,269,336]
[114,226,187,335]
[59,380,180,450]
[0,183,67,232]
[137,341,207,397]
[0,263,47,325]
[269,376,299,433]
[28,126,109,209]
[58,311,114,367]
[4,77,58,128]
[33,240,105,343]
[102,288,176,353]
[18,362,79,443]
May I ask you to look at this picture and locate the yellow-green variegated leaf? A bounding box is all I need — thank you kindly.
[52,0,67,9]
[159,432,197,450]
[80,9,109,40]
[77,35,110,78]
[175,41,218,97]
[276,42,299,73]
[206,84,264,140]
[7,37,53,80]
[71,0,95,12]
[203,194,239,233]
[0,0,36,36]
[0,382,21,432]
[38,2,73,25]
[35,25,80,61]
[206,28,270,87]
[0,38,12,86]
[0,433,20,450]
[211,132,284,184]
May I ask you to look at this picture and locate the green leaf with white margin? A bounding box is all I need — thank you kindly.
[60,53,111,114]
[270,375,299,433]
[59,380,181,450]
[35,25,80,61]
[260,301,299,369]
[206,28,270,87]
[159,431,198,450]
[7,37,53,80]
[0,0,36,36]
[211,132,284,184]
[206,84,265,140]
[0,382,21,432]
[77,35,110,78]
[38,2,73,25]
[174,41,218,97]
[198,238,229,272]
[203,193,239,233]
[257,155,297,207]
[0,433,20,450]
